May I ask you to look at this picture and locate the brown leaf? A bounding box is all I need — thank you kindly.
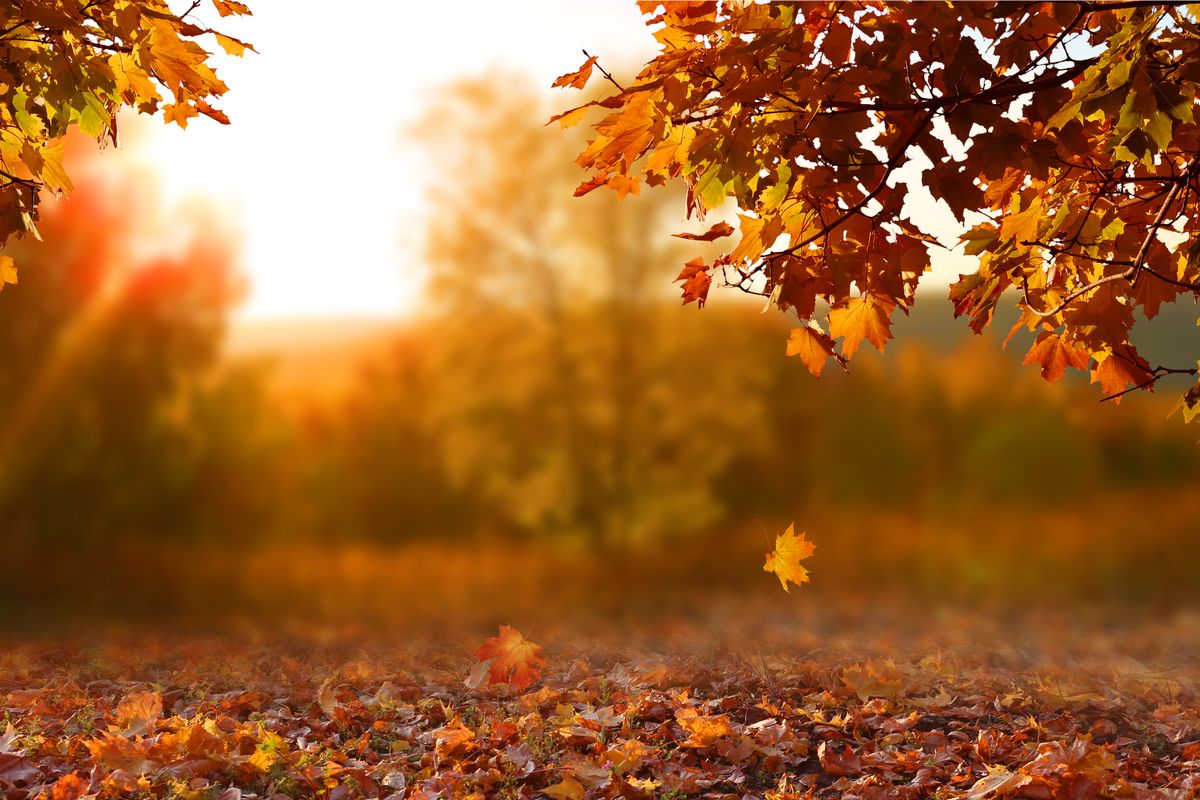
[676,258,712,307]
[672,222,735,241]
[817,741,862,776]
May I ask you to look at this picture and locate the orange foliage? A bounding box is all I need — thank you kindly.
[473,625,546,691]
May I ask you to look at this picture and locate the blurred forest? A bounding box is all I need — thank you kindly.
[3,80,1200,631]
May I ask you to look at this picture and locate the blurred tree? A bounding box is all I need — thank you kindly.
[0,141,274,551]
[399,76,771,547]
[0,0,252,280]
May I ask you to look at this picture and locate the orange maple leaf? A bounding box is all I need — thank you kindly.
[828,295,892,359]
[1091,347,1153,401]
[763,524,815,592]
[672,221,735,241]
[1023,332,1090,382]
[552,56,598,90]
[786,326,837,378]
[473,625,546,690]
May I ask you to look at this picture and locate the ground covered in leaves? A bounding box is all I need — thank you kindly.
[1,615,1199,800]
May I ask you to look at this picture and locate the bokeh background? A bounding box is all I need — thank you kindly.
[1,1,1199,649]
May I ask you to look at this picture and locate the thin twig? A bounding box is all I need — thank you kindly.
[1100,365,1198,402]
[582,49,625,93]
[1023,158,1198,318]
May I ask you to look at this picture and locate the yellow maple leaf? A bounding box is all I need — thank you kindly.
[763,524,815,592]
[0,256,17,288]
[828,296,892,359]
[543,775,584,800]
[473,625,546,690]
[786,326,836,378]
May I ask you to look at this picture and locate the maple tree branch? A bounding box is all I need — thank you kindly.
[1100,364,1199,403]
[1022,242,1132,266]
[1021,272,1130,318]
[1080,0,1192,10]
[582,49,624,93]
[1139,264,1200,290]
[79,37,132,52]
[820,58,1096,116]
[985,10,1086,97]
[779,111,935,257]
[1129,159,1198,287]
[0,170,40,188]
[1023,158,1198,317]
[0,19,30,38]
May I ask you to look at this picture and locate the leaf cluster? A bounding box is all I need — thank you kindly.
[1,634,1199,800]
[0,0,252,284]
[560,1,1200,419]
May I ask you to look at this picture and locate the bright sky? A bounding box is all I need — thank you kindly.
[129,0,658,320]
[123,0,978,322]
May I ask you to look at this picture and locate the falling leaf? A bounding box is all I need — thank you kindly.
[316,677,341,717]
[763,523,814,592]
[676,258,712,307]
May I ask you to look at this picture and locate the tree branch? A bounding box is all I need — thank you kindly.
[582,49,625,93]
[1100,364,1198,403]
[1022,158,1198,318]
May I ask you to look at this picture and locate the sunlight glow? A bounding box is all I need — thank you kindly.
[130,0,657,321]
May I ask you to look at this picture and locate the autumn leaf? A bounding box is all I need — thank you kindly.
[473,625,545,690]
[49,772,89,800]
[676,258,712,307]
[552,56,598,90]
[0,0,246,274]
[609,173,641,199]
[0,256,17,289]
[1023,332,1090,383]
[1092,348,1153,401]
[560,3,1200,419]
[828,296,892,359]
[786,326,836,378]
[763,524,814,592]
[213,32,255,57]
[548,104,593,129]
[675,708,735,748]
[672,222,735,241]
[212,0,252,16]
[114,689,162,738]
[818,741,863,776]
[84,732,159,774]
[0,753,39,787]
[543,775,585,800]
[574,173,609,197]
